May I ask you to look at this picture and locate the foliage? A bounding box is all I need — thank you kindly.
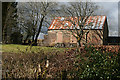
[76,46,120,79]
[2,2,18,43]
[10,32,23,44]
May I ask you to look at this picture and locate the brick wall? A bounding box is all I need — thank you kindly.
[43,30,103,47]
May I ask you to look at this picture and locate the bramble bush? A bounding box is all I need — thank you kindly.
[76,46,120,79]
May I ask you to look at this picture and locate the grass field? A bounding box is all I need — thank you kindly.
[2,44,68,53]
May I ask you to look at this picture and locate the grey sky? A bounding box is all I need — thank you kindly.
[96,2,118,36]
[118,2,120,37]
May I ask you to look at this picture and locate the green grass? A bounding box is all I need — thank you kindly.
[2,44,68,53]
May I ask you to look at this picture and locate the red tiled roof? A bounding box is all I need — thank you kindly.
[48,16,107,30]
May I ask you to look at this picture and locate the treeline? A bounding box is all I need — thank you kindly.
[2,2,22,44]
[2,2,56,45]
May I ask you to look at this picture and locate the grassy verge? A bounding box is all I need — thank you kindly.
[2,44,68,53]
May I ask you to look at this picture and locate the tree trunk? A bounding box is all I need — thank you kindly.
[24,35,29,44]
[32,35,34,42]
[32,33,35,42]
[77,40,81,47]
[34,16,44,46]
[32,28,36,43]
[2,25,7,43]
[86,33,88,43]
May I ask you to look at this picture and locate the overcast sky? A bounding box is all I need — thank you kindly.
[96,2,118,36]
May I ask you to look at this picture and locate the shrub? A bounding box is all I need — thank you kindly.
[78,47,120,79]
[10,32,23,44]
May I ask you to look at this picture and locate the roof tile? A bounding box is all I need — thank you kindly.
[48,16,106,30]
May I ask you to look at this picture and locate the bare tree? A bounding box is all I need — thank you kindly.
[59,2,98,47]
[17,2,57,45]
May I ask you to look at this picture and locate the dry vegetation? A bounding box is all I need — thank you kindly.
[2,46,79,79]
[2,44,120,79]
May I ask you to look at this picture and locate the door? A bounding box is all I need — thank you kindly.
[57,32,63,43]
